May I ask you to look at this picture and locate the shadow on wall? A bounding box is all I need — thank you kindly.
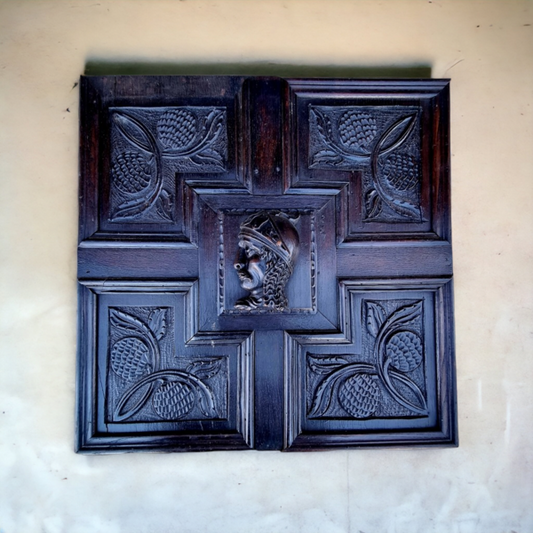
[84,61,432,78]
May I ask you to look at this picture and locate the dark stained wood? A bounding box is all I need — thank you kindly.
[77,76,456,453]
[78,244,199,280]
[336,241,452,278]
[244,77,285,196]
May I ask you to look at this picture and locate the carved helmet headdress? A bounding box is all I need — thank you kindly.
[239,211,299,270]
[238,211,300,309]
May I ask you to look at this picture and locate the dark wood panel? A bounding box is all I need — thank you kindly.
[336,241,452,278]
[76,282,253,453]
[78,245,199,279]
[244,78,285,195]
[78,76,456,453]
[284,279,456,450]
[79,75,249,242]
[285,78,451,241]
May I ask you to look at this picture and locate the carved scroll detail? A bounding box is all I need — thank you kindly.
[218,211,226,315]
[307,300,427,419]
[309,106,422,223]
[110,107,227,222]
[108,307,226,422]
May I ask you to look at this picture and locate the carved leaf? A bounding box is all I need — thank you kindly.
[190,148,224,170]
[186,358,223,380]
[338,373,380,418]
[110,309,150,336]
[308,371,344,417]
[113,197,147,219]
[155,190,173,222]
[197,108,224,149]
[148,309,167,340]
[364,188,383,219]
[312,149,343,166]
[312,108,334,144]
[205,108,225,134]
[387,194,421,220]
[365,301,386,337]
[376,114,417,157]
[113,378,155,422]
[386,366,428,415]
[308,354,348,375]
[112,111,154,154]
[385,301,422,332]
[195,381,217,418]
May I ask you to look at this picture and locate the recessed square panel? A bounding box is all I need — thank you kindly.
[77,281,253,452]
[197,193,338,332]
[285,79,450,240]
[220,208,316,314]
[79,76,247,243]
[285,279,456,449]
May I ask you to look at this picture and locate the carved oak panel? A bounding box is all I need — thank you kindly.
[78,281,252,451]
[78,76,455,452]
[308,105,422,223]
[108,106,227,225]
[285,279,454,449]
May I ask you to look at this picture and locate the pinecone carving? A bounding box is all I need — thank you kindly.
[110,337,151,382]
[112,152,153,194]
[380,154,419,191]
[338,111,377,151]
[157,109,197,150]
[338,374,380,418]
[386,331,423,372]
[152,381,195,419]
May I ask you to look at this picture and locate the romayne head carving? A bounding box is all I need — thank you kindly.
[234,211,300,311]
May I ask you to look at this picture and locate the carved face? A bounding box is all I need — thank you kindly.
[233,211,299,311]
[234,241,266,291]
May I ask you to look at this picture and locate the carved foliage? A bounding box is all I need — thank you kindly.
[309,106,422,222]
[107,306,227,422]
[307,299,427,419]
[110,107,227,222]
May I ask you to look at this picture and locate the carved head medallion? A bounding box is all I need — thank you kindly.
[233,211,299,311]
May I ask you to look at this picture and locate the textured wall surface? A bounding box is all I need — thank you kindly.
[0,1,532,532]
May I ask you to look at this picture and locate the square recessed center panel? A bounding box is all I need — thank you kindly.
[197,193,338,332]
[221,208,315,314]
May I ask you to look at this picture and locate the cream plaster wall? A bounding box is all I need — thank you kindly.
[0,1,532,532]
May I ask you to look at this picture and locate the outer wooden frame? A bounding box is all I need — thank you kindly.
[77,76,456,453]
